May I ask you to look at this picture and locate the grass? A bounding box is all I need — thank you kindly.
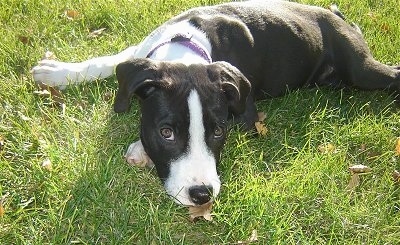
[0,0,399,243]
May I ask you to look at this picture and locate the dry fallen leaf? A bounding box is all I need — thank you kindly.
[64,9,79,20]
[347,164,372,191]
[393,170,400,183]
[318,143,336,153]
[395,137,400,156]
[89,28,106,38]
[33,89,51,98]
[189,201,213,221]
[237,229,258,244]
[255,121,268,136]
[0,203,4,217]
[0,193,9,218]
[17,35,31,45]
[47,86,63,103]
[35,83,65,105]
[0,136,4,152]
[347,173,360,190]
[254,111,268,136]
[349,164,372,174]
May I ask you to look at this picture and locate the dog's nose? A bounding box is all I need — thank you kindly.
[188,185,213,205]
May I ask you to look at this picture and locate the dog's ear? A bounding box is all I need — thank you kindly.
[114,58,164,113]
[208,61,251,116]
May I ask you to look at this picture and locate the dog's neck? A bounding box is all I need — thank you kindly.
[146,34,212,64]
[134,21,213,65]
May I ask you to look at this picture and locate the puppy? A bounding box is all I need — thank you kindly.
[32,0,399,206]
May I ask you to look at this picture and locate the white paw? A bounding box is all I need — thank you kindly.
[31,59,82,89]
[124,140,154,168]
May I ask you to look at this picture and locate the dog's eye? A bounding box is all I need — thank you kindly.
[214,125,224,138]
[160,128,174,141]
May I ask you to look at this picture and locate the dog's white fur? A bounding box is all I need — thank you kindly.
[32,20,216,206]
[165,90,221,206]
[31,21,211,88]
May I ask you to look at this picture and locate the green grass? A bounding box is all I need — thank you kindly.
[1,0,399,243]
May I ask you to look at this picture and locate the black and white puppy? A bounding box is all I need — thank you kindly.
[32,0,400,206]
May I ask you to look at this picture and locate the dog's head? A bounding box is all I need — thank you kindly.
[114,58,251,206]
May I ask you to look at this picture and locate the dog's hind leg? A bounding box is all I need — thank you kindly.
[32,46,137,89]
[346,58,400,95]
[326,18,400,96]
[327,6,399,95]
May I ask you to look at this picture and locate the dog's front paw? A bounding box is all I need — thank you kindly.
[31,59,81,89]
[124,140,154,168]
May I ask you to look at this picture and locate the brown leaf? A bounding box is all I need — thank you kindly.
[189,201,213,221]
[0,193,9,217]
[349,164,372,174]
[237,229,258,244]
[393,170,400,183]
[17,35,31,45]
[64,9,79,20]
[35,83,65,105]
[347,173,360,190]
[89,28,106,38]
[395,137,400,156]
[255,121,268,136]
[0,203,4,217]
[33,89,51,98]
[0,136,4,152]
[347,164,372,191]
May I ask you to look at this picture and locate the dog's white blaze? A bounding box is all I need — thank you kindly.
[164,89,221,206]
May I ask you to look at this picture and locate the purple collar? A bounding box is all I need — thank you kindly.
[146,34,212,63]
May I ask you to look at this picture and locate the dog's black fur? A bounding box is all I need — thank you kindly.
[31,1,400,205]
[115,1,399,130]
[111,0,399,205]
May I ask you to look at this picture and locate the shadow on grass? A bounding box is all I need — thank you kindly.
[217,87,400,242]
[49,81,225,244]
[50,83,400,243]
[253,88,399,170]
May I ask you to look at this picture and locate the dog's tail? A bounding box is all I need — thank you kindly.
[330,4,362,34]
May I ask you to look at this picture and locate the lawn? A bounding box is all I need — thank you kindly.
[1,0,399,244]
